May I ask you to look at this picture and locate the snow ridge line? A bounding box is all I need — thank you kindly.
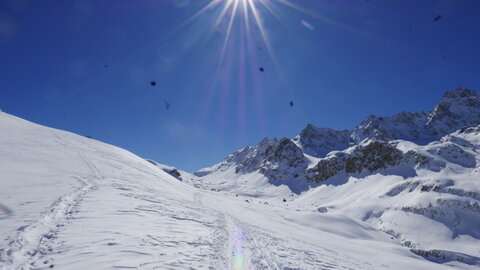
[0,176,93,269]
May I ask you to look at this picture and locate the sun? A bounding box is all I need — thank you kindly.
[174,0,323,130]
[176,0,326,66]
[178,0,303,58]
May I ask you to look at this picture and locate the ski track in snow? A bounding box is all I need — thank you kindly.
[230,220,372,270]
[21,153,231,269]
[0,131,99,269]
[0,163,95,268]
[245,227,370,270]
[194,193,372,270]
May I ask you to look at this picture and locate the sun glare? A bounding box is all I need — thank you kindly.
[179,0,315,73]
[175,0,323,141]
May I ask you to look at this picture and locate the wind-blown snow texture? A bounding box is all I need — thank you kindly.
[0,87,479,269]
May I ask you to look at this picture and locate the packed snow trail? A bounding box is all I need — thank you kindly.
[194,192,375,270]
[0,175,93,268]
[1,112,476,269]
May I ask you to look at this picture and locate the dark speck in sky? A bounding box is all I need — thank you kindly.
[434,15,443,22]
[150,81,157,86]
[289,101,294,107]
[259,67,265,72]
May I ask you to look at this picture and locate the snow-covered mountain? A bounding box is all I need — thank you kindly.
[294,125,351,157]
[0,87,479,269]
[192,87,480,267]
[351,87,480,144]
[196,87,480,188]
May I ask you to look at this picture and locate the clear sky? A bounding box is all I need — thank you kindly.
[1,0,480,172]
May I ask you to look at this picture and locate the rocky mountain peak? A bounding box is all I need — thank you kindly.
[442,87,479,101]
[350,88,479,144]
[426,87,480,135]
[294,124,350,157]
[223,137,306,179]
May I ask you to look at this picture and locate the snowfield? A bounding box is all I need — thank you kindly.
[1,89,480,269]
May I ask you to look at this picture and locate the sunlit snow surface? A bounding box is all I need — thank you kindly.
[0,111,479,269]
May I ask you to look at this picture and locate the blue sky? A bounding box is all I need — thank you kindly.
[1,0,479,172]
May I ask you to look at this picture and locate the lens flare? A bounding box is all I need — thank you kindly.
[175,0,337,137]
[233,225,246,269]
[178,0,322,87]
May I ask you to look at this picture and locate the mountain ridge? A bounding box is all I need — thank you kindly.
[194,87,479,188]
[298,87,480,158]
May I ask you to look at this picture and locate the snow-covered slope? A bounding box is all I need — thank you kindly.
[299,127,480,261]
[1,111,465,269]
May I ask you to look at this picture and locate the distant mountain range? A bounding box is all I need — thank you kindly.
[193,87,480,192]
